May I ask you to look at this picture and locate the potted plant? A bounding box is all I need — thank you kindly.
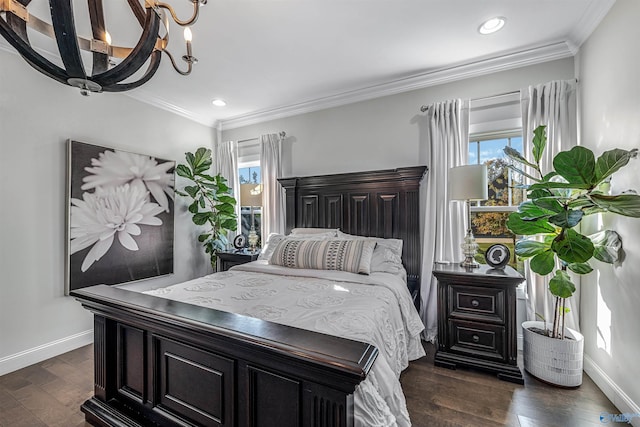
[505,125,640,386]
[175,147,238,270]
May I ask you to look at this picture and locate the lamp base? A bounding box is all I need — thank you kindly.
[460,228,480,268]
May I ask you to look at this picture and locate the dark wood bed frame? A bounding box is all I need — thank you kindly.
[72,166,427,427]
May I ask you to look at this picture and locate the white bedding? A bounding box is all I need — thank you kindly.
[142,260,425,427]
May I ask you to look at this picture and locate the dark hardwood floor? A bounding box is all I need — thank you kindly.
[0,342,618,427]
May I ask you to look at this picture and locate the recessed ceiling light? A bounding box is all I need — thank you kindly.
[212,99,227,107]
[478,17,506,35]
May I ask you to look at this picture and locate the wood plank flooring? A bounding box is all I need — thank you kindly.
[0,342,618,427]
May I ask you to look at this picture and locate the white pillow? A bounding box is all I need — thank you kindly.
[336,231,404,274]
[290,228,339,236]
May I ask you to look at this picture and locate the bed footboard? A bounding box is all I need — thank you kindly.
[72,285,378,427]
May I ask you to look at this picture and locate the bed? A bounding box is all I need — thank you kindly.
[72,166,427,427]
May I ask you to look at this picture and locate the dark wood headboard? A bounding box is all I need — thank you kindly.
[278,166,428,302]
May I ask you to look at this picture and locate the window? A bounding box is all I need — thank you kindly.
[238,162,262,246]
[467,133,524,271]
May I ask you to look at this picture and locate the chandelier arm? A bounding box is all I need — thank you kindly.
[0,15,69,84]
[101,50,162,92]
[50,0,86,79]
[91,7,160,87]
[152,0,201,27]
[127,0,146,27]
[87,0,108,75]
[162,49,192,76]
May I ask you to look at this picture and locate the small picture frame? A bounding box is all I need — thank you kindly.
[233,234,247,250]
[484,244,510,269]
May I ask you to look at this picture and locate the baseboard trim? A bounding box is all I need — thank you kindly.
[0,330,93,376]
[584,354,640,427]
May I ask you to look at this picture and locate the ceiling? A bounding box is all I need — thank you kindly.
[0,1,615,129]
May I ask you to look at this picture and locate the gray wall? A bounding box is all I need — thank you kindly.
[221,58,575,178]
[0,49,215,373]
[578,0,640,417]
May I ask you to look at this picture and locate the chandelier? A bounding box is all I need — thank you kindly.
[0,0,206,95]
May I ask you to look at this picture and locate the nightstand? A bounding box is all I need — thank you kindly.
[216,251,260,272]
[433,263,525,384]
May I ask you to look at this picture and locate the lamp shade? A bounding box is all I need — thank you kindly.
[240,184,263,206]
[449,164,488,201]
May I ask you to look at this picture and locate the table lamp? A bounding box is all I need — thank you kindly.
[449,164,488,268]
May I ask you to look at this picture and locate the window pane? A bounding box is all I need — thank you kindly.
[468,141,479,165]
[479,138,508,164]
[239,167,250,184]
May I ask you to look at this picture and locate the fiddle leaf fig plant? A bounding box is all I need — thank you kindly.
[505,125,640,339]
[175,147,237,269]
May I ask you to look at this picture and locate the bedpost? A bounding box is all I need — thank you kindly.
[279,177,298,234]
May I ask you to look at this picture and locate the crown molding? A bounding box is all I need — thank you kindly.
[220,41,574,130]
[123,90,217,128]
[567,0,616,51]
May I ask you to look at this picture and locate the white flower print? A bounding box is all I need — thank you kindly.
[69,184,164,272]
[81,149,175,212]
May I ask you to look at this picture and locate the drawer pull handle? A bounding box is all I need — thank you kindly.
[472,335,480,343]
[471,299,480,307]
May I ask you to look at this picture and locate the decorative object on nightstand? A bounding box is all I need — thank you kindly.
[233,234,247,250]
[484,244,510,270]
[216,251,259,272]
[433,263,525,384]
[241,183,263,251]
[449,164,488,268]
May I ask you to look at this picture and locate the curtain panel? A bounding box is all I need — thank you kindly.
[520,79,579,331]
[213,141,241,236]
[260,133,286,238]
[420,99,469,341]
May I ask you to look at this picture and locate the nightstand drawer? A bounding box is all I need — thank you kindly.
[449,284,505,323]
[448,320,506,362]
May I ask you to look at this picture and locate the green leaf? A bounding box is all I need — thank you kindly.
[506,164,540,182]
[530,250,556,275]
[590,194,640,217]
[515,239,550,258]
[175,164,193,179]
[218,195,237,205]
[532,197,564,214]
[506,212,556,235]
[532,125,547,164]
[530,188,553,199]
[192,212,211,225]
[517,201,556,220]
[548,270,576,299]
[221,219,238,230]
[186,151,196,169]
[184,185,199,199]
[594,148,638,184]
[198,233,211,242]
[188,201,200,214]
[551,229,595,264]
[542,171,558,182]
[199,196,206,208]
[504,146,539,171]
[548,209,583,228]
[589,230,622,264]
[552,146,596,186]
[567,262,593,274]
[216,203,236,214]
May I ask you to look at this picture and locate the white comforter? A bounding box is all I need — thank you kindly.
[142,260,425,427]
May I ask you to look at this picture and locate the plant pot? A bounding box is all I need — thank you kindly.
[522,320,584,387]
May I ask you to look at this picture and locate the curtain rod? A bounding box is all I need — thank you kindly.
[419,90,519,112]
[237,131,286,144]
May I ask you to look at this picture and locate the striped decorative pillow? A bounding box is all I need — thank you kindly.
[269,239,376,275]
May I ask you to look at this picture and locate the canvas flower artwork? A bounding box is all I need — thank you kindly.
[67,141,175,292]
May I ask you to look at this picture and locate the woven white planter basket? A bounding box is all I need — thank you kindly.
[522,320,584,387]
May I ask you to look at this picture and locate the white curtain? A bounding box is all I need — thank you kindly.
[260,133,286,237]
[213,141,241,237]
[420,99,470,341]
[520,79,579,331]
